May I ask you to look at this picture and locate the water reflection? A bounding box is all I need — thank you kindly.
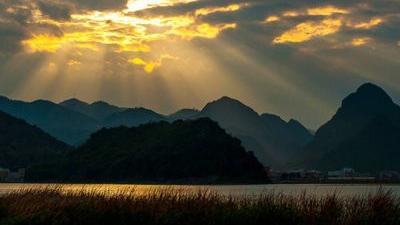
[0,183,399,197]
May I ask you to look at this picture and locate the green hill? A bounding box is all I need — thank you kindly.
[42,118,268,183]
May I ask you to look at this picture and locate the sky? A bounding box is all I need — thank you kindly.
[0,0,399,129]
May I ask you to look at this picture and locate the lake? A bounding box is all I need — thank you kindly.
[0,183,399,197]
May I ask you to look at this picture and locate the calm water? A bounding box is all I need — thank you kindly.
[0,183,399,197]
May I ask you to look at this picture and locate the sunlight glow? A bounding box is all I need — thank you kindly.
[126,0,197,12]
[20,0,241,73]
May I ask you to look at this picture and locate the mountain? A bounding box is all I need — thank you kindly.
[60,98,124,121]
[0,110,70,170]
[198,96,313,167]
[0,97,100,144]
[0,97,99,145]
[261,114,313,147]
[42,118,268,183]
[168,109,199,121]
[103,108,166,128]
[0,95,312,167]
[294,83,400,172]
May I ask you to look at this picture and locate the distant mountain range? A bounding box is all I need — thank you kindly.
[0,97,99,145]
[2,82,399,174]
[292,83,400,173]
[0,95,313,167]
[0,110,70,170]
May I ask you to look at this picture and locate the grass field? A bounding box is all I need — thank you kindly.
[0,187,399,225]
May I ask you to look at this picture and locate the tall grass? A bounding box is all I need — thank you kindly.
[0,187,399,225]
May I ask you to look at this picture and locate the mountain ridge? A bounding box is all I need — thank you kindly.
[292,82,400,172]
[0,110,70,170]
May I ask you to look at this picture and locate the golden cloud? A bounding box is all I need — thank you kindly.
[195,4,242,16]
[350,18,383,29]
[307,6,349,16]
[264,16,280,23]
[23,1,238,56]
[128,55,177,73]
[351,37,371,46]
[273,19,342,44]
[129,57,161,73]
[172,23,236,40]
[23,34,99,52]
[282,11,300,17]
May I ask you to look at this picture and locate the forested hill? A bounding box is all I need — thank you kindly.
[0,110,70,170]
[32,118,269,184]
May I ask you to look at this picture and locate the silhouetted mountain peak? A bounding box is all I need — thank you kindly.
[214,96,248,107]
[0,96,9,101]
[293,83,400,171]
[169,108,199,121]
[60,98,89,107]
[341,83,394,111]
[202,96,259,117]
[261,113,285,124]
[91,101,111,107]
[103,107,165,128]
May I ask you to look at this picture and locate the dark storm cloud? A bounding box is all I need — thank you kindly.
[0,0,67,55]
[0,22,27,55]
[0,0,33,55]
[37,0,72,20]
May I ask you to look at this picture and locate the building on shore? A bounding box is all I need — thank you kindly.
[0,168,10,181]
[379,171,400,181]
[327,168,355,177]
[0,168,25,182]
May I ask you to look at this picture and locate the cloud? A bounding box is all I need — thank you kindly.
[171,23,236,40]
[0,0,400,130]
[20,1,240,55]
[351,37,372,46]
[273,19,342,44]
[264,16,280,23]
[195,3,242,16]
[128,55,176,73]
[37,0,72,20]
[349,18,383,29]
[0,22,27,55]
[67,0,128,11]
[129,57,161,73]
[0,0,33,55]
[306,6,349,16]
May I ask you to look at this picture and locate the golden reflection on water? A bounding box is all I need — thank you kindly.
[0,184,400,198]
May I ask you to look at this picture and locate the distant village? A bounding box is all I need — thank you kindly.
[0,168,25,182]
[0,166,400,183]
[266,167,400,183]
